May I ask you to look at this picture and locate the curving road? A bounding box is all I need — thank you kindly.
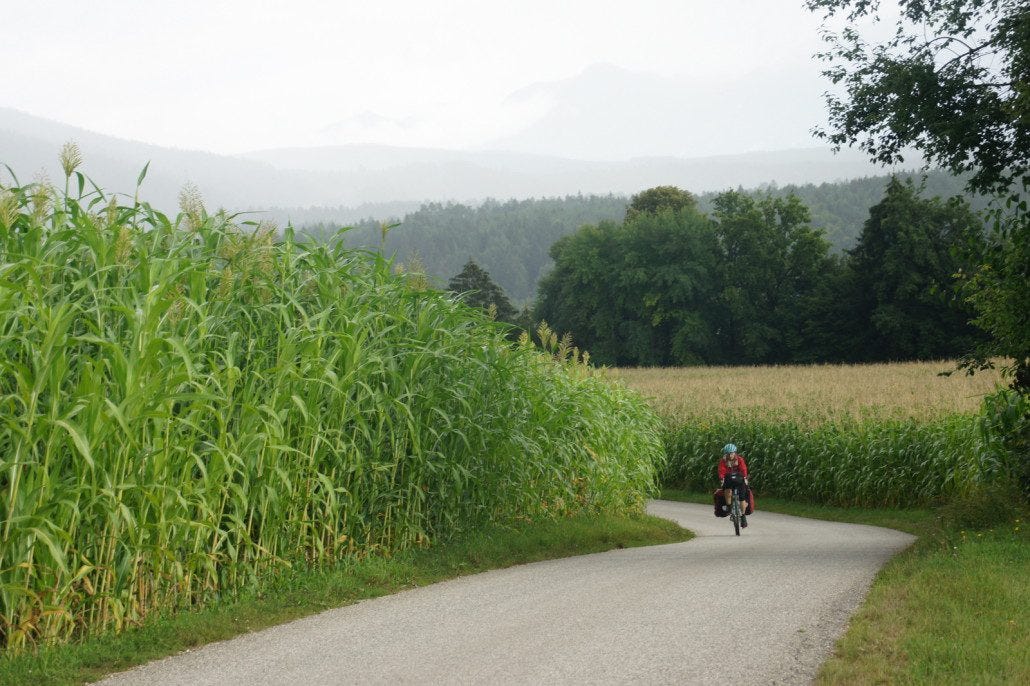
[98,501,913,685]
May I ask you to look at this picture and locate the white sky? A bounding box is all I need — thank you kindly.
[4,0,847,156]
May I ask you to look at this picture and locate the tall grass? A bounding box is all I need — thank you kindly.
[0,156,664,651]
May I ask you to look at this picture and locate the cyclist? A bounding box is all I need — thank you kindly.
[718,443,751,527]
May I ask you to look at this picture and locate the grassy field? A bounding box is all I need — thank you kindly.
[661,489,1029,685]
[0,512,690,685]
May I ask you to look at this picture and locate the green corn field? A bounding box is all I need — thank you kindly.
[660,412,983,505]
[614,366,1017,507]
[0,156,664,651]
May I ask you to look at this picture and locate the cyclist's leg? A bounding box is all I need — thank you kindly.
[736,484,749,525]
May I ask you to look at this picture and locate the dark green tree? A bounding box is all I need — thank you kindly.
[535,222,626,365]
[807,0,1029,387]
[536,206,722,366]
[845,178,985,360]
[447,259,517,323]
[710,191,835,364]
[793,255,862,363]
[625,186,697,221]
[615,209,722,365]
[511,305,536,339]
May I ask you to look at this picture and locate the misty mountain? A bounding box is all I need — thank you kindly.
[0,107,293,211]
[3,107,913,221]
[241,144,905,209]
[486,63,834,161]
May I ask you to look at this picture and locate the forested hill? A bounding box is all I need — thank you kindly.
[725,171,985,251]
[299,169,982,302]
[301,194,629,304]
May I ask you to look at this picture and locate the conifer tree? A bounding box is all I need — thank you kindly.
[447,259,517,323]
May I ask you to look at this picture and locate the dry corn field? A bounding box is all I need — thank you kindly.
[609,363,1015,508]
[609,362,1004,423]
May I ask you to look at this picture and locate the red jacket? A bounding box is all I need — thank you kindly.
[718,455,748,480]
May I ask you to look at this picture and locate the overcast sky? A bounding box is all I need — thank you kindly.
[3,1,876,158]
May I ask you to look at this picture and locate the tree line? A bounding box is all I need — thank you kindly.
[299,170,984,303]
[302,194,627,303]
[531,182,986,366]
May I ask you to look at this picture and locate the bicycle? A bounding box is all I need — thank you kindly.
[723,473,748,536]
[729,488,744,536]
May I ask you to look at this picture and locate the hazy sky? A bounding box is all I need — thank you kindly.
[3,1,870,157]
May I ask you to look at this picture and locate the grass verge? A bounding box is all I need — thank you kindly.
[661,489,1029,685]
[0,512,690,686]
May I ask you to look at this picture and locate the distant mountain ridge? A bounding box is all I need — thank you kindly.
[3,107,916,219]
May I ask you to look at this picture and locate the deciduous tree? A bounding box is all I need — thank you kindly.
[808,0,1028,196]
[807,0,1029,387]
[625,186,697,221]
[536,206,721,366]
[711,191,834,364]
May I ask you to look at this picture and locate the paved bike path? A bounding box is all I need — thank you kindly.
[98,501,914,685]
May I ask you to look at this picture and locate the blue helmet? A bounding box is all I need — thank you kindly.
[722,443,738,454]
